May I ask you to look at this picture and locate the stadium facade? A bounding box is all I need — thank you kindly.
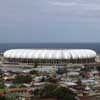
[3,49,96,65]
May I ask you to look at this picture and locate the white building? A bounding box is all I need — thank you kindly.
[3,49,96,65]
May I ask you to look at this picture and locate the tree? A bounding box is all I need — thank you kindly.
[0,79,5,89]
[44,84,57,98]
[0,69,3,78]
[80,67,90,73]
[13,74,32,84]
[54,87,76,100]
[96,66,100,76]
[42,84,76,100]
[5,92,18,100]
[96,66,100,72]
[30,70,38,75]
[0,96,7,100]
[46,77,57,83]
[0,69,5,89]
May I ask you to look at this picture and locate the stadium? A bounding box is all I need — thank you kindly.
[3,49,96,65]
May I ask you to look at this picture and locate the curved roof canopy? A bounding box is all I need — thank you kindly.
[4,49,96,60]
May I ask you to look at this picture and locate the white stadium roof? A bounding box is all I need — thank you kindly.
[4,49,96,59]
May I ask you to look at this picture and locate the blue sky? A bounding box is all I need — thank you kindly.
[0,0,100,43]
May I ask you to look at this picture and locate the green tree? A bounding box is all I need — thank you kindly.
[0,96,7,100]
[5,92,19,100]
[13,74,32,84]
[30,70,38,75]
[54,87,76,100]
[80,67,90,73]
[46,77,57,83]
[0,69,3,78]
[0,79,5,89]
[96,66,100,76]
[44,84,57,98]
[96,66,100,72]
[42,84,76,100]
[0,69,5,89]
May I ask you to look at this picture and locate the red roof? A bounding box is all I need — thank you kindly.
[34,99,57,100]
[0,90,6,96]
[9,88,27,92]
[0,88,27,95]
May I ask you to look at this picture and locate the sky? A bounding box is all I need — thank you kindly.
[0,0,100,43]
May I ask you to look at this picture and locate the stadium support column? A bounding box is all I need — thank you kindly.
[80,58,82,64]
[75,59,77,64]
[38,59,41,74]
[27,58,29,65]
[86,58,87,65]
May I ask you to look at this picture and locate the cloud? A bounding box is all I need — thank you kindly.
[50,2,77,6]
[0,0,100,43]
[49,0,100,10]
[48,0,100,18]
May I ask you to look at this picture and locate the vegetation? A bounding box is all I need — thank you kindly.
[0,69,3,78]
[96,66,100,76]
[80,67,90,72]
[34,84,76,100]
[19,84,27,88]
[0,96,7,100]
[44,84,57,98]
[46,77,57,83]
[5,92,18,100]
[96,66,100,72]
[0,79,5,89]
[0,69,5,89]
[9,84,18,88]
[30,70,39,75]
[13,74,32,84]
[55,87,76,100]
